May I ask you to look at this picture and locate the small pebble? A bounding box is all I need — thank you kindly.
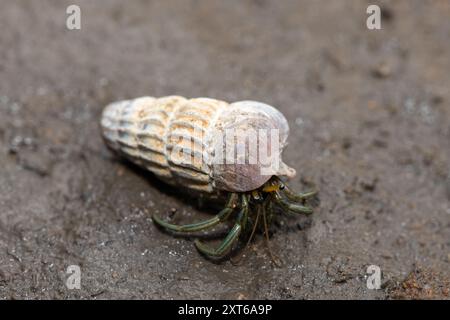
[372,62,392,78]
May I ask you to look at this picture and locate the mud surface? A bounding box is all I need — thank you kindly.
[0,0,449,299]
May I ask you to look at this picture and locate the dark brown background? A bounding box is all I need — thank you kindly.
[0,0,449,299]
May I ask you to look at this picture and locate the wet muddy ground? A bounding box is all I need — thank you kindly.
[0,0,449,299]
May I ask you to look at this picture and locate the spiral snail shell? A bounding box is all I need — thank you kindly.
[101,96,296,193]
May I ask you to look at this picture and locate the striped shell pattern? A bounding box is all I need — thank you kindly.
[101,96,295,194]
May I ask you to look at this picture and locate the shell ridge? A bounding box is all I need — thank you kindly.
[162,97,187,182]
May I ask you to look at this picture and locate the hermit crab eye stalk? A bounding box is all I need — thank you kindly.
[101,95,318,263]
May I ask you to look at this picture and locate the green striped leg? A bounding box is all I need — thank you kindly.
[273,191,313,215]
[152,193,238,233]
[194,195,248,258]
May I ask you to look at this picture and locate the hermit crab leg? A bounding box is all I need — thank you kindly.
[262,200,282,266]
[152,193,238,233]
[194,195,248,258]
[265,198,275,226]
[230,201,261,266]
[240,195,250,231]
[245,203,261,247]
[273,191,313,215]
[281,187,317,202]
[273,177,317,201]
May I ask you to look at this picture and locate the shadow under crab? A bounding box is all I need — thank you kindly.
[152,176,318,263]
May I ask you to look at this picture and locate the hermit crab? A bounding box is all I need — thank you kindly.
[101,96,317,262]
